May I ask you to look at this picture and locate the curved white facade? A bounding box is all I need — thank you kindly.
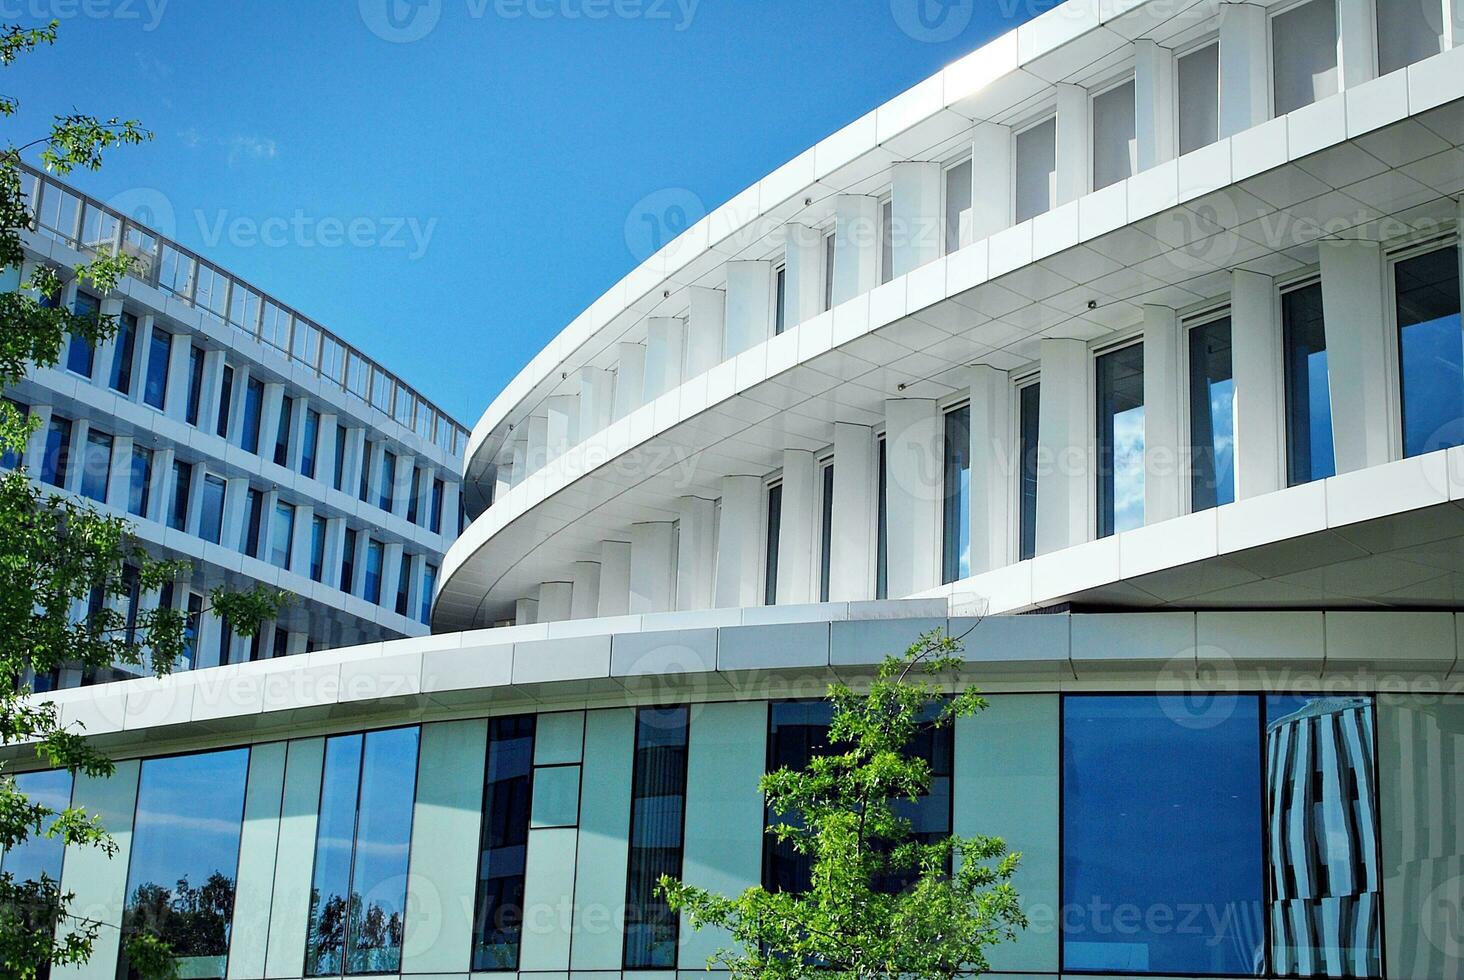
[439,0,1464,632]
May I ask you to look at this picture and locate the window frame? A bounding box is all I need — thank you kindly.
[1181,304,1237,515]
[1173,34,1221,156]
[1087,70,1138,193]
[1387,234,1462,462]
[1013,373,1041,563]
[1012,109,1060,225]
[1092,333,1146,539]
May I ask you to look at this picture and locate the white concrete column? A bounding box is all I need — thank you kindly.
[290,504,315,577]
[612,343,646,421]
[545,395,578,460]
[891,163,941,278]
[391,454,415,519]
[323,518,348,590]
[684,286,725,377]
[1338,0,1378,88]
[381,541,405,611]
[257,489,281,560]
[970,124,1013,241]
[94,298,122,390]
[1320,240,1394,472]
[221,476,250,549]
[642,318,685,403]
[1219,1,1270,136]
[1231,270,1284,499]
[714,475,764,608]
[968,366,1013,575]
[365,440,387,504]
[833,196,881,305]
[343,427,367,498]
[578,367,614,437]
[316,413,339,488]
[724,261,774,357]
[514,598,538,626]
[570,561,601,620]
[406,553,426,623]
[884,399,942,598]
[598,540,632,617]
[538,582,573,623]
[629,522,677,614]
[286,398,309,471]
[675,496,717,611]
[258,385,285,460]
[783,223,825,328]
[1035,339,1091,555]
[147,447,173,525]
[106,436,134,509]
[1135,39,1177,170]
[524,415,549,476]
[1142,306,1184,525]
[829,422,876,601]
[162,332,191,421]
[1054,84,1090,205]
[776,450,819,605]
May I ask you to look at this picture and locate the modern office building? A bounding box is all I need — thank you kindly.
[4,163,469,683]
[8,0,1464,978]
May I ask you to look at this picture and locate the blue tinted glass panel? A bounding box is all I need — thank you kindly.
[270,502,294,570]
[110,312,137,394]
[420,564,436,624]
[200,474,226,544]
[1019,383,1040,560]
[1062,696,1263,976]
[66,292,98,376]
[624,706,689,969]
[472,716,536,971]
[241,379,264,454]
[143,327,171,411]
[128,447,152,517]
[186,346,205,427]
[301,410,320,480]
[1097,344,1145,537]
[1189,317,1235,511]
[876,439,887,599]
[1,769,72,885]
[310,516,326,583]
[79,428,111,503]
[346,727,418,974]
[819,464,834,602]
[306,734,364,977]
[120,748,250,980]
[40,417,71,488]
[1283,284,1336,485]
[364,540,383,605]
[1397,246,1463,458]
[942,405,970,583]
[379,451,396,512]
[764,484,782,605]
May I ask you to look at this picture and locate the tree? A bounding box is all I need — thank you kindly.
[0,22,287,980]
[661,630,1027,980]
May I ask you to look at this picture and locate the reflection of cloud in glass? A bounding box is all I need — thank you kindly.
[1113,406,1146,534]
[1211,378,1235,506]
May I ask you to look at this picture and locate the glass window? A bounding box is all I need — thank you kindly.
[310,515,326,583]
[472,715,536,971]
[301,409,320,480]
[274,395,294,468]
[1092,79,1137,191]
[335,425,349,492]
[944,158,973,254]
[143,327,171,411]
[241,488,263,558]
[270,501,295,570]
[1189,317,1236,512]
[359,442,373,503]
[818,463,834,602]
[341,528,358,594]
[764,483,782,605]
[0,768,72,890]
[1097,343,1146,538]
[1397,246,1463,458]
[379,451,396,512]
[241,378,264,454]
[876,437,888,600]
[1,397,25,470]
[774,265,787,336]
[1272,0,1339,115]
[823,231,836,311]
[185,345,205,427]
[1178,42,1221,155]
[623,706,689,970]
[1264,695,1382,978]
[429,478,445,535]
[1015,117,1057,223]
[1377,0,1444,76]
[406,465,422,525]
[215,365,234,439]
[880,198,894,286]
[1019,382,1041,561]
[364,539,384,605]
[128,446,152,517]
[305,727,420,977]
[118,748,250,980]
[110,311,137,394]
[228,284,260,335]
[182,592,203,670]
[66,291,98,377]
[199,474,226,545]
[169,461,191,532]
[1282,283,1335,485]
[40,416,71,488]
[394,553,411,616]
[1062,696,1264,976]
[79,428,112,503]
[941,405,971,583]
[420,564,437,625]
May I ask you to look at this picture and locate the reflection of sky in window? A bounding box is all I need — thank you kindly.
[1210,378,1235,507]
[1112,405,1145,534]
[127,750,248,896]
[1398,247,1464,458]
[1306,350,1335,478]
[1063,697,1264,976]
[1,769,73,884]
[349,727,418,925]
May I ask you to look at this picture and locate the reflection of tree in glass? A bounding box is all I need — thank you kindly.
[306,888,405,976]
[120,873,236,976]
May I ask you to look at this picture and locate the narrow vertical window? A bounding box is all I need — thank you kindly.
[0,769,73,912]
[1376,0,1444,76]
[942,405,971,583]
[944,158,973,254]
[623,706,689,971]
[879,198,894,285]
[1271,0,1339,115]
[822,231,836,311]
[429,478,445,534]
[109,311,137,394]
[41,416,71,488]
[66,291,98,377]
[241,487,263,558]
[1282,282,1335,485]
[0,398,25,470]
[876,437,888,600]
[1092,79,1137,191]
[310,515,327,582]
[334,425,349,492]
[1019,382,1041,561]
[472,715,536,971]
[1188,316,1235,512]
[128,446,152,517]
[270,501,295,570]
[301,408,320,479]
[764,483,782,605]
[215,364,234,439]
[394,553,411,615]
[1014,118,1057,223]
[185,345,205,426]
[143,326,171,410]
[79,428,112,503]
[169,460,192,532]
[199,473,226,544]
[364,539,384,604]
[406,464,422,525]
[359,442,374,503]
[774,264,787,336]
[341,528,358,593]
[420,564,437,624]
[1397,245,1463,458]
[1177,42,1220,155]
[305,727,420,977]
[1096,343,1145,538]
[181,592,203,669]
[274,394,294,467]
[818,461,834,602]
[241,377,264,454]
[379,450,396,511]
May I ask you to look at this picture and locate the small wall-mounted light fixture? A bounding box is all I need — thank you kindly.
[1087,299,1099,311]
[804,197,813,207]
[663,289,671,299]
[561,371,568,380]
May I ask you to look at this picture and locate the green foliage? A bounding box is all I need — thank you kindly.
[0,21,285,980]
[661,630,1027,979]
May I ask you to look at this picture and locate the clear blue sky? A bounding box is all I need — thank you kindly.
[10,0,1055,427]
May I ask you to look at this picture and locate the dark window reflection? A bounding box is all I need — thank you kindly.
[118,748,250,980]
[1397,245,1463,458]
[764,484,782,606]
[1283,284,1335,485]
[1019,383,1040,561]
[942,405,971,584]
[623,706,689,970]
[305,727,420,977]
[1264,696,1381,978]
[1097,343,1145,538]
[1189,317,1235,511]
[472,716,536,972]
